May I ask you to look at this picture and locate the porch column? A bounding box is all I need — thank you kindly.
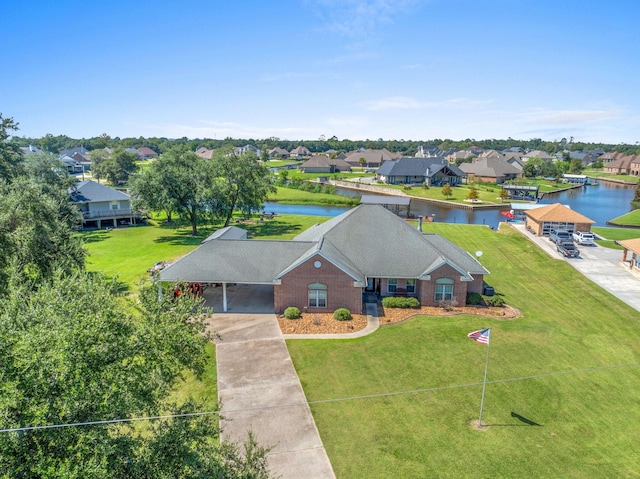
[157,282,162,301]
[222,282,228,312]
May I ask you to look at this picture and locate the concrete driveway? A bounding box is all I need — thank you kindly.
[202,283,274,313]
[511,224,640,312]
[209,313,335,479]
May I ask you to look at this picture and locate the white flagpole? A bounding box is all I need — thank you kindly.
[478,328,491,425]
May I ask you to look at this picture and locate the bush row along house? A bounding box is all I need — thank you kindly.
[159,205,489,313]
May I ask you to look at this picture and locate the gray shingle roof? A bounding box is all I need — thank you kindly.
[160,240,315,283]
[160,204,488,284]
[68,180,130,203]
[377,157,466,178]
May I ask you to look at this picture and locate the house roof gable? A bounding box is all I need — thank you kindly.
[68,180,130,203]
[525,203,595,223]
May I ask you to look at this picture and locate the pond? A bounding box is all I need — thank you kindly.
[264,181,636,229]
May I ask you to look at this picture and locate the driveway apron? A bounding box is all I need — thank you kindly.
[210,313,336,479]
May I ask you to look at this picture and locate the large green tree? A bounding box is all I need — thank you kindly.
[209,150,275,227]
[130,147,210,234]
[94,146,138,185]
[0,272,271,478]
[0,113,24,181]
[0,176,85,292]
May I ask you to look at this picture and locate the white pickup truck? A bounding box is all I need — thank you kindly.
[573,231,595,246]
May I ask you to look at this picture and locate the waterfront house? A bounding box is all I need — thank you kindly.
[159,204,489,313]
[376,157,466,186]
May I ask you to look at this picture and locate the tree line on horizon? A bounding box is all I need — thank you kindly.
[11,131,640,157]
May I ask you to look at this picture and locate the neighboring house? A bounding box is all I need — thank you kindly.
[599,152,622,164]
[299,155,351,173]
[458,157,523,184]
[524,203,595,237]
[59,155,84,174]
[60,146,89,158]
[159,204,489,313]
[68,180,138,229]
[522,150,553,162]
[21,145,44,156]
[343,148,400,168]
[195,147,215,160]
[415,145,455,158]
[618,238,640,273]
[446,150,476,164]
[604,154,640,175]
[137,147,158,160]
[376,157,466,186]
[290,146,311,159]
[268,147,290,159]
[234,144,261,156]
[569,151,593,167]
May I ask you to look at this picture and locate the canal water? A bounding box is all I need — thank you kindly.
[265,181,636,229]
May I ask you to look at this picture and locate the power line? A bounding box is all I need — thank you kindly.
[2,361,639,434]
[0,411,219,434]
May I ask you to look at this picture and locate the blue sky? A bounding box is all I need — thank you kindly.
[2,0,639,143]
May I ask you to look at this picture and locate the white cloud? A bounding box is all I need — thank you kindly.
[306,0,424,36]
[364,96,492,111]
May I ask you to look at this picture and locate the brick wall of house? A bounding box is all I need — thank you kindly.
[467,275,484,295]
[274,254,362,314]
[418,264,471,306]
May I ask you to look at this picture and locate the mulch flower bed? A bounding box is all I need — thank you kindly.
[278,305,519,335]
[278,312,368,335]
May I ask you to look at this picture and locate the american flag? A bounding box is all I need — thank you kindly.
[468,328,490,345]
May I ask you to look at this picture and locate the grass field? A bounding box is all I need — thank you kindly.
[287,223,640,478]
[607,209,640,227]
[592,225,640,249]
[269,186,360,206]
[583,169,639,184]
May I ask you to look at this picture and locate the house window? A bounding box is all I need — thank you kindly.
[406,279,416,294]
[111,201,119,210]
[308,283,327,308]
[435,278,454,302]
[387,278,398,293]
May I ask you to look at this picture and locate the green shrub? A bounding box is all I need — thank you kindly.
[333,308,352,320]
[466,292,486,306]
[284,306,301,319]
[382,296,420,308]
[485,295,505,307]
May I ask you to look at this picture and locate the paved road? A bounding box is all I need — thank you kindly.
[511,224,640,312]
[210,313,336,479]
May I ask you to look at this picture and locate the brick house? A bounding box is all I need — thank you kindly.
[159,205,489,313]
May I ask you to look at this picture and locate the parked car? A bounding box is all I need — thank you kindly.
[556,240,580,258]
[573,231,595,246]
[549,229,572,243]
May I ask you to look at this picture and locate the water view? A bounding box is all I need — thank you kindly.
[265,181,636,229]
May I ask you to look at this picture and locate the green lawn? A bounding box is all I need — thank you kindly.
[269,186,360,206]
[288,223,640,478]
[592,225,640,249]
[583,169,639,184]
[82,224,205,290]
[607,209,640,227]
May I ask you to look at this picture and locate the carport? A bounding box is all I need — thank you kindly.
[158,237,315,313]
